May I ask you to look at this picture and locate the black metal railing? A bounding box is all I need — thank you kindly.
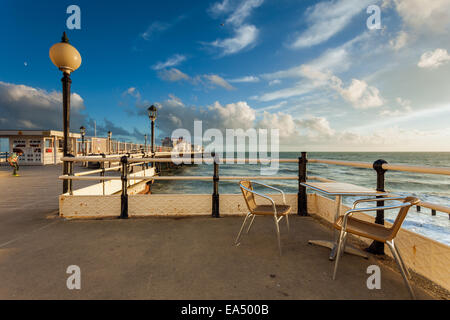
[60,151,450,254]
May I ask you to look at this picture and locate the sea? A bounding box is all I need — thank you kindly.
[152,152,450,246]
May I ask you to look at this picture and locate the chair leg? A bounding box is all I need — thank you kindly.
[246,214,256,234]
[387,240,416,299]
[235,212,251,245]
[332,229,346,280]
[393,241,412,280]
[341,231,348,252]
[273,216,282,256]
[285,214,290,233]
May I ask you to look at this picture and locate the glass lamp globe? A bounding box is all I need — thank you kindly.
[49,32,82,74]
[147,105,157,121]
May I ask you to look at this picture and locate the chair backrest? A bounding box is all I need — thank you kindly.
[388,197,420,239]
[240,181,257,212]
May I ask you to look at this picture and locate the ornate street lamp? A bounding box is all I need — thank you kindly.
[147,105,157,154]
[49,32,82,193]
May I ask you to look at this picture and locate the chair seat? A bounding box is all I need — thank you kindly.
[253,204,291,216]
[334,216,393,242]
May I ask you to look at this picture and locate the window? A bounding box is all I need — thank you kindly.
[45,139,52,148]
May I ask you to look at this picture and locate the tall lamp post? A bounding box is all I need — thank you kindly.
[147,105,157,152]
[49,32,82,194]
[147,105,157,168]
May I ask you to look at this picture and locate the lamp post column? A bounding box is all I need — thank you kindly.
[144,134,147,153]
[62,72,72,194]
[81,132,85,167]
[151,120,155,154]
[151,119,155,168]
[81,133,85,156]
[49,31,81,194]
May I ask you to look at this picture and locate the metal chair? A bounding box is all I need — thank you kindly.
[235,180,291,255]
[332,196,420,299]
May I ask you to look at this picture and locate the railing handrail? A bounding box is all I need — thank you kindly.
[308,158,450,176]
[59,153,450,218]
[61,155,450,175]
[59,175,299,181]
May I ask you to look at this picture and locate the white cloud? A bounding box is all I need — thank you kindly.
[209,24,259,55]
[229,75,260,83]
[0,81,86,130]
[140,21,170,40]
[255,82,317,102]
[203,74,235,90]
[389,31,408,50]
[258,39,384,108]
[123,87,141,99]
[332,78,384,109]
[156,69,236,91]
[394,0,450,32]
[144,95,450,151]
[158,68,190,82]
[206,0,263,56]
[210,101,256,129]
[418,48,450,69]
[226,0,264,27]
[209,0,232,15]
[257,111,297,138]
[268,79,281,86]
[296,117,335,138]
[262,45,350,81]
[396,97,412,109]
[257,101,287,112]
[291,0,372,48]
[260,65,384,109]
[151,96,256,134]
[152,54,187,70]
[381,0,392,8]
[379,97,412,117]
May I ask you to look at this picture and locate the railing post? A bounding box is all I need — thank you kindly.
[100,153,106,195]
[68,155,74,195]
[298,152,308,216]
[120,155,129,219]
[367,159,388,255]
[212,152,220,218]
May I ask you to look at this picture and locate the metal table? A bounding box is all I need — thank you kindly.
[301,182,388,261]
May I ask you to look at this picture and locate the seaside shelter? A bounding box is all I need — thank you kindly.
[0,130,81,165]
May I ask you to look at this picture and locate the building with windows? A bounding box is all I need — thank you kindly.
[0,130,81,165]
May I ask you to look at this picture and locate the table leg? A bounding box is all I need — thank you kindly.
[329,195,342,260]
[308,195,368,260]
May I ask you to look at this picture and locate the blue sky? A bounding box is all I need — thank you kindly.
[1,0,450,151]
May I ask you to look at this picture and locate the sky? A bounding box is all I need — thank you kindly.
[0,0,450,151]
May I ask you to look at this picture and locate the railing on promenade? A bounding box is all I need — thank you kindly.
[59,152,450,223]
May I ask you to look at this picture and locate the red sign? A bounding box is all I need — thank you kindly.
[46,148,53,153]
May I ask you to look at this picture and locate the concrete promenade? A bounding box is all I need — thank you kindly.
[0,165,437,299]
